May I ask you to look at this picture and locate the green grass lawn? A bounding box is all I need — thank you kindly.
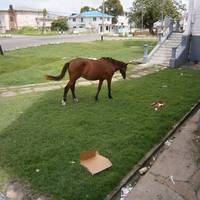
[0,39,156,86]
[0,69,200,200]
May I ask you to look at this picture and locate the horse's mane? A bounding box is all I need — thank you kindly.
[101,57,126,67]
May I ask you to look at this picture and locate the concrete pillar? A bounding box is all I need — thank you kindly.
[175,20,180,32]
[169,19,174,33]
[158,33,163,43]
[143,44,148,63]
[170,47,177,67]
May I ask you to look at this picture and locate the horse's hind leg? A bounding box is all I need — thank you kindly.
[62,80,74,106]
[95,79,104,101]
[71,82,78,103]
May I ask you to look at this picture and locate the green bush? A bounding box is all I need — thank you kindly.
[51,18,69,31]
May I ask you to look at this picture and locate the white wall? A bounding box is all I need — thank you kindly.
[16,11,43,28]
[0,12,9,32]
[192,0,200,36]
[0,10,55,32]
[68,16,112,33]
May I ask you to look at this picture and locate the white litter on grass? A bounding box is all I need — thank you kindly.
[36,169,40,173]
[170,175,175,185]
[70,161,76,164]
[162,85,168,88]
[120,184,133,200]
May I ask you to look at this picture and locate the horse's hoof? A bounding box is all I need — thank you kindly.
[61,99,66,106]
[73,98,79,103]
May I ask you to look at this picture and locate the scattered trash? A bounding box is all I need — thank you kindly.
[70,161,76,164]
[180,73,184,76]
[170,175,175,185]
[164,139,173,147]
[35,169,40,173]
[151,100,165,110]
[139,167,148,175]
[0,193,6,200]
[194,136,200,143]
[120,184,133,200]
[80,150,112,175]
[162,85,168,88]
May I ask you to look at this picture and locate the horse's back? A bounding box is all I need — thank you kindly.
[68,58,115,80]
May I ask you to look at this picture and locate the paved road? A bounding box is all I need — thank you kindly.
[0,34,107,51]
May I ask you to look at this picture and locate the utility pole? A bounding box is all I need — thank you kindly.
[141,6,144,31]
[101,0,105,41]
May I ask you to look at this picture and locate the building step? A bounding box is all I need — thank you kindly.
[158,49,172,53]
[153,54,171,58]
[149,57,170,62]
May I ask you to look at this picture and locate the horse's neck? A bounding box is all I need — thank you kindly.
[114,65,121,71]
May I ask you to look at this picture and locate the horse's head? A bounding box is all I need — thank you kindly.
[101,57,128,79]
[119,63,128,79]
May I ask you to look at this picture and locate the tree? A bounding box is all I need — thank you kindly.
[51,18,68,31]
[80,6,97,13]
[100,0,124,24]
[128,0,179,33]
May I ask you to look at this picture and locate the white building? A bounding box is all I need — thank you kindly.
[68,11,113,33]
[187,0,200,61]
[113,13,131,35]
[0,5,57,33]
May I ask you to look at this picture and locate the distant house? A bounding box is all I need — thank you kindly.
[0,5,58,33]
[68,11,113,33]
[113,12,131,35]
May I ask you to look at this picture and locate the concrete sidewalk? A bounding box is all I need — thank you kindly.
[0,65,163,98]
[126,108,200,200]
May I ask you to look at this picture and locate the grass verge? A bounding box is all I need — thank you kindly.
[0,39,156,86]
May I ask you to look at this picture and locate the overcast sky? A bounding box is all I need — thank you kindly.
[0,0,189,15]
[0,0,132,15]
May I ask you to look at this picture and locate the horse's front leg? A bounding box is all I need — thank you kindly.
[107,78,112,99]
[95,79,104,101]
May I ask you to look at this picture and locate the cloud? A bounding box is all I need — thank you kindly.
[0,0,133,14]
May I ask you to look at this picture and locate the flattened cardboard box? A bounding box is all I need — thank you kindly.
[80,150,112,175]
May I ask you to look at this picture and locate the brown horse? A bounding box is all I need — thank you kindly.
[45,57,128,105]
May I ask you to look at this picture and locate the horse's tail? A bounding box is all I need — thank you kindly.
[45,62,69,81]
